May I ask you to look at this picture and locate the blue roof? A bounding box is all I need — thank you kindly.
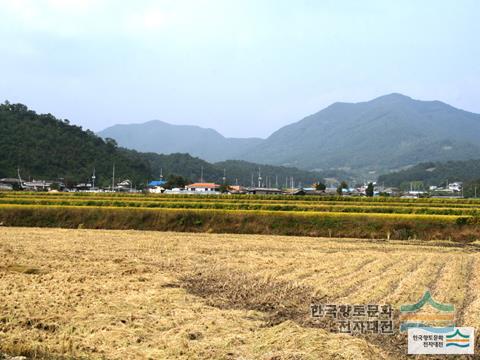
[148,180,166,186]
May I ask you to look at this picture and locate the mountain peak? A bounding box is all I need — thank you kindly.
[370,93,412,103]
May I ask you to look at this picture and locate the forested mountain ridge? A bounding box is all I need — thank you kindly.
[378,159,480,188]
[240,93,480,172]
[99,94,480,174]
[0,102,323,187]
[0,102,152,186]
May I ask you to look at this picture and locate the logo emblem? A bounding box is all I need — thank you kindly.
[446,328,471,348]
[400,291,455,331]
[408,327,474,354]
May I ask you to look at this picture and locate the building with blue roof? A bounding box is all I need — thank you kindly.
[148,180,167,187]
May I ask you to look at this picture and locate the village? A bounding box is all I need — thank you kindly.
[0,168,465,198]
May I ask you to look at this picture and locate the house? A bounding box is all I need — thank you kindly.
[0,178,22,186]
[75,183,93,191]
[149,185,164,194]
[303,188,327,196]
[324,187,338,195]
[0,183,13,191]
[148,180,167,194]
[381,187,401,196]
[228,185,246,194]
[246,187,282,195]
[185,183,221,193]
[148,180,167,187]
[0,178,20,190]
[164,187,184,194]
[23,180,64,191]
[116,179,133,192]
[448,182,462,192]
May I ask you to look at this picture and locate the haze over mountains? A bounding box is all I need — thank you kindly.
[99,94,480,175]
[98,121,263,163]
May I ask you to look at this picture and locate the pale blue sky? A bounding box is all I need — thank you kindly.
[0,0,479,138]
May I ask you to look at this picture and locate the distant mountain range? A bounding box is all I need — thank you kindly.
[98,120,262,163]
[99,94,480,175]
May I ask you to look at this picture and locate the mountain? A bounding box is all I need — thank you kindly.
[0,102,152,186]
[378,159,480,188]
[0,102,323,187]
[240,93,480,173]
[99,94,480,175]
[143,154,328,187]
[98,120,263,162]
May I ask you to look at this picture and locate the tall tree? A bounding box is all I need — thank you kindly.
[366,182,374,197]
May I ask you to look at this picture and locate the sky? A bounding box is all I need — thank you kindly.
[0,0,479,138]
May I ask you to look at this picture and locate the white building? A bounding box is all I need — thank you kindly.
[185,183,221,193]
[448,182,462,192]
[148,186,164,194]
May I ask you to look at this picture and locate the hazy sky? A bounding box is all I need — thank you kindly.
[1,0,479,138]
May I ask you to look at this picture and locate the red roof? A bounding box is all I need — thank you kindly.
[187,183,220,188]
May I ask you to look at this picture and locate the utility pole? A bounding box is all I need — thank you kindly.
[92,168,96,190]
[17,167,24,189]
[222,168,226,184]
[200,166,204,182]
[112,163,115,192]
[475,186,477,198]
[258,168,262,188]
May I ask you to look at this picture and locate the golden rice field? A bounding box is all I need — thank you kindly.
[1,227,480,359]
[2,192,480,242]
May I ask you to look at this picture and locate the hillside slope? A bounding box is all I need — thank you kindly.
[240,94,480,172]
[0,102,321,187]
[0,102,152,186]
[378,159,480,187]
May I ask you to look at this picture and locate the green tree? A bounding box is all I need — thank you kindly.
[165,175,189,189]
[49,182,62,191]
[366,182,374,197]
[337,181,348,195]
[315,182,326,191]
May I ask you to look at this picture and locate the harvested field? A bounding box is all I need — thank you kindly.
[1,227,479,359]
